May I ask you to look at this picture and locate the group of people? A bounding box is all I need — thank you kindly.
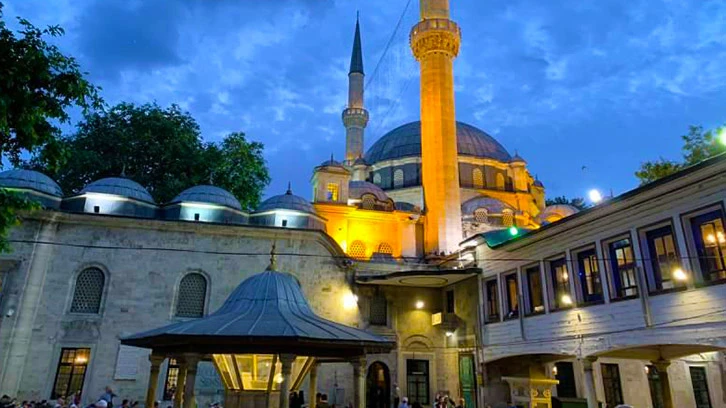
[395,394,464,408]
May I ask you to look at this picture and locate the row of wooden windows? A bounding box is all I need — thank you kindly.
[69,269,207,318]
[483,204,726,322]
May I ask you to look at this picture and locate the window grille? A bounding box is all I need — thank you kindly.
[369,293,387,326]
[502,211,514,227]
[349,241,367,259]
[326,183,339,201]
[373,173,382,185]
[393,169,404,188]
[472,168,484,189]
[70,268,105,314]
[474,208,488,223]
[361,195,376,210]
[176,273,207,318]
[378,243,393,254]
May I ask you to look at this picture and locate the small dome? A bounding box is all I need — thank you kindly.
[81,177,155,204]
[395,202,420,212]
[533,179,544,188]
[353,157,368,166]
[256,189,316,214]
[349,181,389,201]
[538,204,579,224]
[462,196,514,215]
[510,153,526,163]
[0,169,62,197]
[172,185,242,211]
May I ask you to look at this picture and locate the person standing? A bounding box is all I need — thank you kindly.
[397,397,408,408]
[99,388,116,408]
[392,384,400,408]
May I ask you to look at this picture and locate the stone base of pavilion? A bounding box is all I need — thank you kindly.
[122,263,394,408]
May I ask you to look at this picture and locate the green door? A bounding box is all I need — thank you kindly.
[458,354,476,408]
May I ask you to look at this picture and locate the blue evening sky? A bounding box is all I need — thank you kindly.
[5,0,726,201]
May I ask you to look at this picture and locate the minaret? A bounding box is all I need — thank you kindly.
[342,15,369,165]
[410,0,462,254]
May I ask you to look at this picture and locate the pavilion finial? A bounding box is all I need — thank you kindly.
[120,163,127,178]
[286,181,292,195]
[267,241,277,271]
[209,170,215,185]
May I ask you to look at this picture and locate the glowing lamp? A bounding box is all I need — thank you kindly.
[719,128,726,146]
[561,294,573,306]
[588,189,603,204]
[673,268,688,282]
[445,331,454,337]
[552,366,558,376]
[644,366,650,374]
[274,373,284,384]
[509,226,519,236]
[415,300,425,309]
[562,272,569,281]
[343,293,359,309]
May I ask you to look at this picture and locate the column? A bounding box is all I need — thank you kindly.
[351,356,366,408]
[146,354,165,408]
[175,358,188,408]
[652,359,673,408]
[581,357,598,408]
[309,362,319,408]
[278,354,296,408]
[182,354,200,408]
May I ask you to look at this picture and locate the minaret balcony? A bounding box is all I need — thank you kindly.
[410,18,461,59]
[342,107,369,127]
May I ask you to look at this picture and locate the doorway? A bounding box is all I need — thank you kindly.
[367,361,391,408]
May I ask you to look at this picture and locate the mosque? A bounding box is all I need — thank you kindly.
[1,1,725,408]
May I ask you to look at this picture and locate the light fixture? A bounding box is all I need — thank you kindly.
[644,366,650,374]
[588,189,603,204]
[561,294,573,306]
[415,300,425,309]
[274,373,284,384]
[562,272,569,281]
[75,356,88,364]
[707,234,716,244]
[445,331,454,337]
[509,226,519,236]
[718,232,725,243]
[552,366,558,376]
[673,268,688,282]
[343,293,359,309]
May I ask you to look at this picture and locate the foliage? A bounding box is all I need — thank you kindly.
[29,102,270,211]
[635,125,726,184]
[545,195,586,210]
[0,2,102,252]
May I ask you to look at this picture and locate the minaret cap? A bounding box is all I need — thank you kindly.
[349,13,364,75]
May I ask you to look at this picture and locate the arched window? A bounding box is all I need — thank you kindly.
[361,194,376,210]
[474,208,488,223]
[349,240,367,260]
[373,173,382,185]
[393,169,404,188]
[472,168,484,189]
[378,242,393,255]
[496,173,505,190]
[502,210,514,227]
[70,268,105,314]
[176,273,207,318]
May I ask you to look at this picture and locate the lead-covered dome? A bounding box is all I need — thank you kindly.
[0,169,63,197]
[172,185,242,211]
[365,121,511,164]
[81,177,155,203]
[349,181,389,201]
[256,189,316,214]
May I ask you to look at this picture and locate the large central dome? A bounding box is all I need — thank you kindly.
[364,121,511,164]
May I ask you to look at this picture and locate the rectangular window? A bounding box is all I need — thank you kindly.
[281,219,288,227]
[601,363,624,408]
[549,258,571,309]
[446,290,455,314]
[369,294,387,326]
[555,362,577,398]
[326,183,339,201]
[525,265,545,315]
[194,213,200,221]
[690,366,712,408]
[690,209,726,283]
[485,279,499,323]
[646,365,664,408]
[576,248,603,303]
[606,237,639,300]
[52,348,90,399]
[406,359,430,405]
[644,224,682,292]
[503,273,519,319]
[163,358,180,401]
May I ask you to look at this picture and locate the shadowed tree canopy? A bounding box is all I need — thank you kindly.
[0,2,102,251]
[29,102,270,211]
[635,125,726,184]
[545,195,586,210]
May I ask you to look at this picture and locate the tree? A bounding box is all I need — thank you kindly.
[545,195,586,210]
[635,125,726,184]
[0,2,102,250]
[29,102,270,211]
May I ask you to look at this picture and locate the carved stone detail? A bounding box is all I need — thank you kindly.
[410,19,461,59]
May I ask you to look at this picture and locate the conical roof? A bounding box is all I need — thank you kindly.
[122,266,394,356]
[349,16,364,75]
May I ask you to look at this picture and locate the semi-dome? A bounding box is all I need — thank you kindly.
[81,177,155,204]
[462,196,514,215]
[172,185,242,211]
[538,204,579,225]
[349,180,389,201]
[0,169,62,197]
[365,121,511,164]
[256,189,316,214]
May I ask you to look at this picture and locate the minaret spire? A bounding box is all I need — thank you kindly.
[342,14,369,169]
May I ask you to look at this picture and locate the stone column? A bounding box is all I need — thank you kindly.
[653,359,673,408]
[581,357,598,408]
[351,356,366,408]
[175,358,188,408]
[278,354,296,408]
[146,354,165,408]
[309,362,319,408]
[182,355,200,408]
